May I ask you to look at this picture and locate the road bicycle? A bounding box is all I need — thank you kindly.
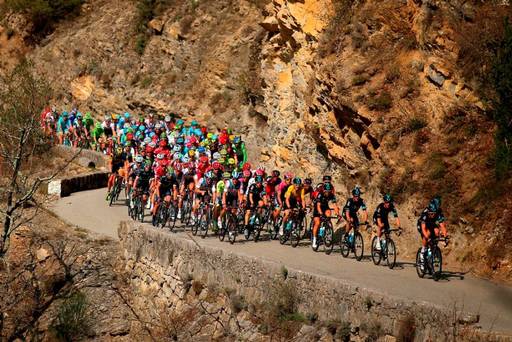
[311,215,337,254]
[370,226,402,269]
[245,206,265,242]
[107,175,123,207]
[416,236,449,280]
[340,221,368,261]
[192,197,213,238]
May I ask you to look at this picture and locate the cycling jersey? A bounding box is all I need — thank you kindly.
[343,198,367,216]
[417,208,445,234]
[265,177,281,197]
[136,170,154,191]
[224,179,241,207]
[247,183,265,208]
[373,203,398,229]
[159,175,176,196]
[313,192,336,217]
[277,182,291,204]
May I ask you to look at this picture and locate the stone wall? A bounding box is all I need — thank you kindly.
[52,145,108,169]
[118,222,494,341]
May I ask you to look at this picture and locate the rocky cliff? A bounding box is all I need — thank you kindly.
[1,0,511,281]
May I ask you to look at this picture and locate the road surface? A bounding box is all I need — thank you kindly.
[51,188,512,334]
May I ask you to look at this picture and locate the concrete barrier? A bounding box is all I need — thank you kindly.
[48,171,109,197]
[52,145,109,169]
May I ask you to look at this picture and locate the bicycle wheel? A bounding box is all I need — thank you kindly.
[354,232,364,261]
[371,236,381,265]
[138,200,145,223]
[191,210,200,236]
[432,246,442,280]
[228,217,237,244]
[200,207,210,238]
[386,239,397,269]
[109,183,117,207]
[253,214,262,242]
[415,248,425,278]
[290,220,301,248]
[323,224,334,255]
[279,224,289,245]
[168,203,177,231]
[218,219,227,241]
[340,232,350,258]
[272,216,282,240]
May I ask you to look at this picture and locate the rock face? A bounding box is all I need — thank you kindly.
[16,0,512,281]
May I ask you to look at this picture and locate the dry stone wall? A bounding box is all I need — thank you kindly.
[118,221,493,341]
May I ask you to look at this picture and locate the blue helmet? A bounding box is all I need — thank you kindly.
[198,146,206,153]
[124,112,130,119]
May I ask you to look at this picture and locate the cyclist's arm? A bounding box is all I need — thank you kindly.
[439,222,447,237]
[316,201,323,216]
[222,191,227,207]
[249,192,254,207]
[421,221,429,238]
[361,201,368,222]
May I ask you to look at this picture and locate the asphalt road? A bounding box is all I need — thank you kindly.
[51,188,512,334]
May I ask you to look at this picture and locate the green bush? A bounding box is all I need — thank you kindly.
[492,19,512,179]
[51,291,91,342]
[352,74,370,86]
[368,91,393,111]
[407,117,428,132]
[3,0,83,35]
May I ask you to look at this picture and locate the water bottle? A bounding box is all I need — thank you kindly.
[427,249,432,258]
[286,220,292,231]
[349,232,354,245]
[249,215,255,225]
[381,239,387,251]
[319,226,325,237]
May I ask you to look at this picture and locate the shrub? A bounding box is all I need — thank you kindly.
[3,0,83,36]
[51,291,91,341]
[385,64,400,84]
[352,74,369,86]
[428,152,446,180]
[191,279,204,295]
[368,91,393,111]
[407,117,427,132]
[229,293,247,314]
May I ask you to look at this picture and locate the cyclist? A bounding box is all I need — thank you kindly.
[127,155,144,205]
[342,186,368,236]
[221,171,243,231]
[373,194,400,250]
[133,162,154,211]
[265,170,281,207]
[283,177,304,230]
[244,175,266,234]
[276,172,293,235]
[192,169,214,224]
[152,169,178,225]
[312,183,340,249]
[107,147,124,199]
[56,111,71,145]
[417,198,448,268]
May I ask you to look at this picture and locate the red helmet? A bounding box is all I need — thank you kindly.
[199,156,209,164]
[243,170,252,178]
[126,133,134,141]
[155,166,165,178]
[201,126,207,134]
[242,163,251,171]
[219,135,228,145]
[159,139,167,147]
[212,162,221,169]
[284,172,293,180]
[255,169,265,176]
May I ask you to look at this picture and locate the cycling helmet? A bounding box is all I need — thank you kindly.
[139,125,145,131]
[144,137,151,144]
[232,171,240,179]
[255,175,263,183]
[177,119,184,126]
[173,145,181,152]
[324,183,333,191]
[112,114,118,120]
[255,169,265,176]
[228,158,235,165]
[229,135,235,142]
[205,170,213,178]
[242,162,251,171]
[176,137,184,144]
[199,155,209,164]
[148,141,156,148]
[181,155,190,163]
[243,170,252,178]
[383,193,393,203]
[164,115,171,122]
[293,177,302,185]
[323,175,332,182]
[173,152,182,160]
[155,123,162,130]
[62,111,69,117]
[211,134,218,141]
[126,133,134,141]
[194,129,202,136]
[220,149,227,156]
[352,187,361,196]
[124,112,130,119]
[432,196,441,208]
[212,162,221,169]
[218,157,225,164]
[159,140,167,147]
[207,132,214,140]
[135,155,144,163]
[212,152,221,160]
[95,122,102,129]
[115,147,123,154]
[233,136,241,144]
[428,201,438,213]
[156,153,165,160]
[272,170,280,177]
[284,172,293,180]
[191,120,198,126]
[198,146,206,154]
[304,178,312,185]
[76,112,83,118]
[160,132,167,139]
[188,149,195,157]
[222,171,231,179]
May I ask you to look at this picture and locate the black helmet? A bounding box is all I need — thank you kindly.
[255,175,264,183]
[352,187,361,196]
[304,178,312,185]
[383,193,393,203]
[272,170,280,177]
[322,175,332,182]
